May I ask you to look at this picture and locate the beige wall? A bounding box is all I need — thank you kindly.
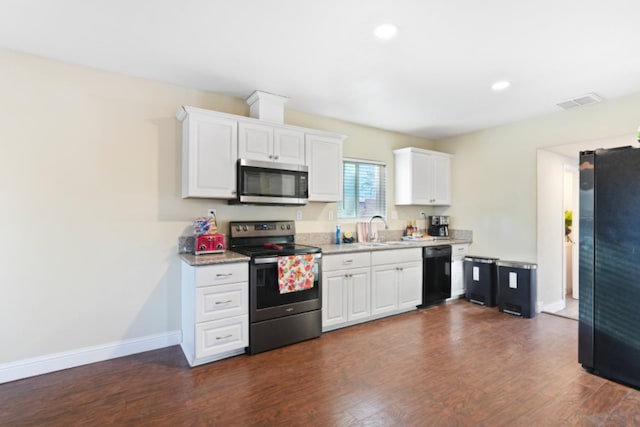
[0,48,433,367]
[434,90,640,307]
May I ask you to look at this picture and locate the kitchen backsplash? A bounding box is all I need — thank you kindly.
[178,229,473,253]
[449,229,472,240]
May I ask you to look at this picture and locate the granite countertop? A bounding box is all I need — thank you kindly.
[180,238,473,265]
[180,251,250,266]
[319,238,472,255]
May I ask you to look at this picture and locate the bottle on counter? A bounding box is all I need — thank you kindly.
[336,224,341,245]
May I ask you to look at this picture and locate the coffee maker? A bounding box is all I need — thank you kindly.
[428,215,449,237]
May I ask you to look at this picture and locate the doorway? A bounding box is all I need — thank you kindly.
[536,133,635,318]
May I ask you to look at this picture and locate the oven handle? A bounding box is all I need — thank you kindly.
[253,253,322,265]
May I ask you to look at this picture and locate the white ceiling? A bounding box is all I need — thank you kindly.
[1,0,640,139]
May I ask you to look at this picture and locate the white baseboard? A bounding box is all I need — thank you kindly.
[0,330,182,384]
[541,299,566,313]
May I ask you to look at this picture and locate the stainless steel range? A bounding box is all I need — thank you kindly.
[229,220,322,354]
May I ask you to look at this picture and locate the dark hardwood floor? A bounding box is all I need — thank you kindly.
[2,300,640,426]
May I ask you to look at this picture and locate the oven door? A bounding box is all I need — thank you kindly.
[237,159,308,205]
[250,253,322,322]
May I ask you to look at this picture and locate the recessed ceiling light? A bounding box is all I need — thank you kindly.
[374,24,398,40]
[491,81,511,91]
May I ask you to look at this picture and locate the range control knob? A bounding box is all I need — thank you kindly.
[281,225,286,230]
[199,244,206,250]
[235,225,241,232]
[286,224,291,230]
[243,225,248,231]
[216,243,223,249]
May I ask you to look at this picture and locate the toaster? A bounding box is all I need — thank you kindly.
[194,234,226,255]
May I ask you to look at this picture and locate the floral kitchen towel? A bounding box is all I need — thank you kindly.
[278,254,315,294]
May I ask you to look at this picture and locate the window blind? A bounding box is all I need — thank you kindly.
[338,159,386,219]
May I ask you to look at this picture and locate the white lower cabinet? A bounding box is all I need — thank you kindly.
[181,261,249,366]
[398,262,423,309]
[371,248,423,316]
[371,265,398,316]
[450,243,471,299]
[323,248,423,331]
[322,252,371,331]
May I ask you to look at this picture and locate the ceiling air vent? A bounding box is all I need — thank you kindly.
[557,92,603,110]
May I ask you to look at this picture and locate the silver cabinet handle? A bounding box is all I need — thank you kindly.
[215,300,233,305]
[216,334,233,340]
[215,273,233,278]
[343,259,353,265]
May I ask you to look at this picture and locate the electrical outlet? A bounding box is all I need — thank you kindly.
[296,210,303,221]
[208,209,216,218]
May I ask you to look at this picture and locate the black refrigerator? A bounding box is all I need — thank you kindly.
[579,146,640,389]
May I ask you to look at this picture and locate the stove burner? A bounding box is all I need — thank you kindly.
[264,242,283,251]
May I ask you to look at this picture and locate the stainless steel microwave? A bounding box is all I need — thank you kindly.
[234,159,309,205]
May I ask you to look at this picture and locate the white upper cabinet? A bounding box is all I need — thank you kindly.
[305,133,344,202]
[178,106,238,199]
[394,147,452,206]
[274,127,306,165]
[238,122,305,165]
[178,105,345,200]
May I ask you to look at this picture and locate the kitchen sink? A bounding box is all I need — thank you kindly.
[356,242,388,247]
[384,241,415,246]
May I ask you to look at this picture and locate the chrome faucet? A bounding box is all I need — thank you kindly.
[369,215,388,242]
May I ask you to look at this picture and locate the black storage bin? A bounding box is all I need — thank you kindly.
[463,256,499,307]
[496,260,537,318]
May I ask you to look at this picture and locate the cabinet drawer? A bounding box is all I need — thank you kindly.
[195,262,248,287]
[196,282,248,323]
[195,315,248,358]
[324,252,371,271]
[451,244,470,260]
[371,248,422,265]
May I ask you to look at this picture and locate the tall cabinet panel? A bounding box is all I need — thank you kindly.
[178,107,238,199]
[305,133,344,202]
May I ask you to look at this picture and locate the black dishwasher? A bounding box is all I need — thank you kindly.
[420,245,452,307]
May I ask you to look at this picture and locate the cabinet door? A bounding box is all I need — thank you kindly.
[274,128,305,165]
[195,262,248,287]
[411,152,432,205]
[182,113,237,198]
[322,271,348,327]
[238,122,274,162]
[195,315,248,359]
[398,261,423,308]
[451,259,464,298]
[348,268,371,321]
[394,148,452,206]
[196,282,248,323]
[430,154,452,205]
[305,134,343,201]
[371,265,398,316]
